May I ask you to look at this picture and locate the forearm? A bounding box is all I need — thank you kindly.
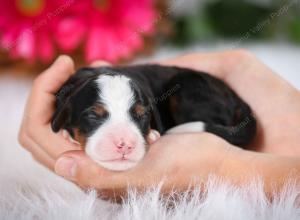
[130,136,300,195]
[219,147,300,195]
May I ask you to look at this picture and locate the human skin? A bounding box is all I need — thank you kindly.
[18,50,300,197]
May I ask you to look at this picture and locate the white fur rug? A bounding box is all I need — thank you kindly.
[0,43,300,220]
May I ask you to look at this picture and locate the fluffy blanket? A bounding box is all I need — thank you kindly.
[0,44,300,220]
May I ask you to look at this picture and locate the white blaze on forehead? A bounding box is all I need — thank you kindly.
[96,74,135,119]
[84,74,146,171]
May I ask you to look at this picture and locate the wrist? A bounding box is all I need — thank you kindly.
[176,133,240,185]
[214,142,245,177]
[216,146,300,193]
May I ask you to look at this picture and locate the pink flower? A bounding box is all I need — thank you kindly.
[0,0,60,62]
[0,0,157,63]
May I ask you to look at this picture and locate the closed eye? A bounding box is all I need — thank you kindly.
[79,104,109,136]
[87,111,105,120]
[80,103,109,121]
[91,103,108,117]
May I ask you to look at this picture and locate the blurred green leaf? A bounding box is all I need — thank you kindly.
[167,0,300,45]
[205,0,274,38]
[287,17,300,43]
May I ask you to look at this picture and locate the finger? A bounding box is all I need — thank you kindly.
[28,124,82,160]
[19,132,55,169]
[26,56,75,124]
[159,51,229,79]
[159,50,261,81]
[54,151,130,189]
[62,129,80,145]
[90,60,111,67]
[35,55,75,93]
[147,129,160,145]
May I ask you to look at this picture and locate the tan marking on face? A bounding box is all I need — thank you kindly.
[92,103,107,117]
[134,104,146,116]
[73,128,87,147]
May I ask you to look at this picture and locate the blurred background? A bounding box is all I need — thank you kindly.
[0,0,300,70]
[0,0,299,144]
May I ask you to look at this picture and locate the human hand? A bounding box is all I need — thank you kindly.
[19,51,300,198]
[18,55,82,169]
[55,132,233,199]
[54,50,300,196]
[161,50,300,156]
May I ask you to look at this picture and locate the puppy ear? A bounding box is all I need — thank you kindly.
[51,88,72,132]
[51,68,100,132]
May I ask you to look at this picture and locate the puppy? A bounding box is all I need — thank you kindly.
[51,65,256,171]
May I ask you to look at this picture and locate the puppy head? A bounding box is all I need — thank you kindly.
[52,68,160,171]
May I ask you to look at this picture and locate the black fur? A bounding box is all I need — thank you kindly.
[52,68,104,137]
[52,65,256,147]
[129,81,152,137]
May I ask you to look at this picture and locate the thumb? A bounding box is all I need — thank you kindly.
[54,150,131,189]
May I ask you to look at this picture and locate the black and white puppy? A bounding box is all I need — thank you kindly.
[51,65,256,171]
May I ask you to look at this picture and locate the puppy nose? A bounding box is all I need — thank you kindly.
[115,141,135,155]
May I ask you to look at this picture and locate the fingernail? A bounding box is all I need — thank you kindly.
[148,130,160,142]
[53,55,72,66]
[153,130,161,139]
[90,60,111,67]
[54,55,66,63]
[148,132,156,142]
[55,157,76,179]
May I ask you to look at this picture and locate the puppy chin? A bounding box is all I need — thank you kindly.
[86,152,143,171]
[85,146,145,171]
[84,125,147,171]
